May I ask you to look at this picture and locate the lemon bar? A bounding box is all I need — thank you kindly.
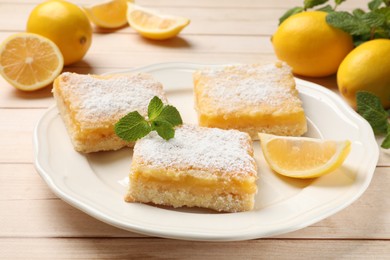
[53,72,167,153]
[125,125,258,213]
[193,61,307,139]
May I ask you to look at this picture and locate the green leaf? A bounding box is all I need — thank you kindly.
[114,96,183,142]
[361,10,387,27]
[156,105,183,127]
[279,7,304,25]
[356,91,389,134]
[317,4,334,12]
[375,7,390,25]
[114,111,151,141]
[304,0,328,9]
[382,132,390,148]
[368,0,384,10]
[151,120,175,140]
[326,11,371,35]
[148,96,164,121]
[352,8,366,18]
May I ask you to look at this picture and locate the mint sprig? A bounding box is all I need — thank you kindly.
[114,96,183,142]
[356,91,390,148]
[278,0,390,46]
[279,0,342,24]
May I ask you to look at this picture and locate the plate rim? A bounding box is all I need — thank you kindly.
[33,62,379,241]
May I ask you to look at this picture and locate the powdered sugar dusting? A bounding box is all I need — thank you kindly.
[197,62,300,113]
[58,72,166,126]
[134,125,257,178]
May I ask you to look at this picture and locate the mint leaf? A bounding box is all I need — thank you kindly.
[114,111,151,141]
[382,132,390,148]
[361,10,387,28]
[368,0,384,10]
[304,0,328,9]
[326,11,371,35]
[115,96,183,142]
[148,96,164,121]
[317,4,334,12]
[151,120,175,140]
[156,105,183,127]
[279,7,304,25]
[352,8,366,18]
[356,91,389,134]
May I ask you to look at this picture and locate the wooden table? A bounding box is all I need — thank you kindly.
[1,0,389,258]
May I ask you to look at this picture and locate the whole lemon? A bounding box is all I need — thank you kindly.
[26,0,92,65]
[338,39,390,108]
[272,11,354,77]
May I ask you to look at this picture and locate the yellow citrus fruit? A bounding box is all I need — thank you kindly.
[259,133,351,179]
[84,0,130,29]
[0,33,64,91]
[338,39,390,109]
[272,11,354,77]
[26,0,92,65]
[126,2,190,40]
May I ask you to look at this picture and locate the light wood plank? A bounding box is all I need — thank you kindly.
[0,32,275,72]
[0,238,389,259]
[1,164,388,239]
[0,109,44,163]
[0,32,273,54]
[0,0,368,9]
[0,164,57,200]
[0,1,367,36]
[0,3,281,35]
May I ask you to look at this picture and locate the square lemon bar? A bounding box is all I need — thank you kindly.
[193,61,307,139]
[53,72,167,153]
[125,125,258,212]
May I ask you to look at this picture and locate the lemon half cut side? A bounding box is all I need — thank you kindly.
[0,33,64,91]
[259,133,351,179]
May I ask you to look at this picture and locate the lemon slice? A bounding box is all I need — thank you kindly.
[84,0,130,29]
[0,33,64,91]
[126,3,190,40]
[259,133,351,179]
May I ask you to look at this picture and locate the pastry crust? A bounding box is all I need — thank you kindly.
[53,72,167,153]
[193,61,307,139]
[126,125,258,213]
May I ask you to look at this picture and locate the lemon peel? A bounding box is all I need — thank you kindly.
[126,3,190,40]
[26,0,92,65]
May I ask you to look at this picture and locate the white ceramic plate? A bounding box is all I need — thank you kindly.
[33,63,379,241]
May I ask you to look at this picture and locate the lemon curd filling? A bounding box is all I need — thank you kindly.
[198,111,306,130]
[131,168,257,195]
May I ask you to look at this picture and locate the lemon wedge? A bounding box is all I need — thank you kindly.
[258,133,351,179]
[126,3,190,40]
[0,33,64,91]
[84,0,130,29]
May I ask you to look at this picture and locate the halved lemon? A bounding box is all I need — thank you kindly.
[259,133,351,179]
[0,33,64,91]
[84,0,130,29]
[126,3,190,40]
